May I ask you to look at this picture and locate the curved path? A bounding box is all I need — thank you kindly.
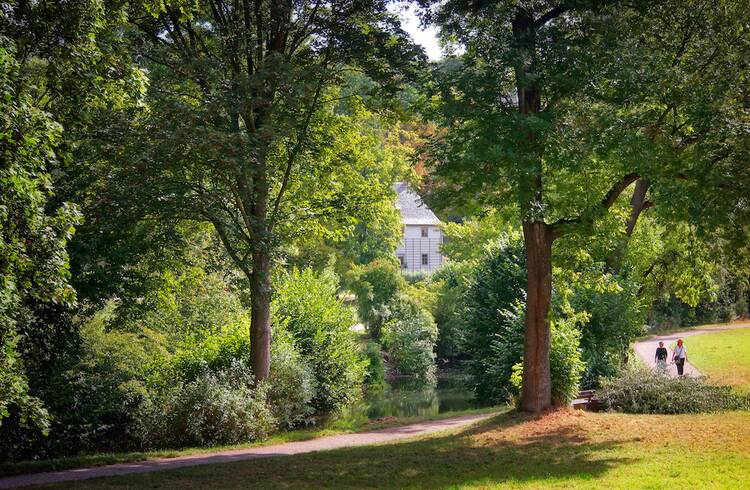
[0,413,494,489]
[633,322,750,377]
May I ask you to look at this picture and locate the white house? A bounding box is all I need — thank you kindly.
[393,182,444,272]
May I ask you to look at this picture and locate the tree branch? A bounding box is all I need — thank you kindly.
[533,5,570,29]
[552,172,641,239]
[267,45,331,234]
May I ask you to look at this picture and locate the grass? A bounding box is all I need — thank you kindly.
[686,327,750,389]
[0,406,499,478]
[37,409,750,489]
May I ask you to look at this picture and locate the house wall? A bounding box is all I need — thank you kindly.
[396,225,444,272]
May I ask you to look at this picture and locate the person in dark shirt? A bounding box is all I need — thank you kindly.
[655,341,668,371]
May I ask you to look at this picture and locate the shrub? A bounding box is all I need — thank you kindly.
[599,366,750,414]
[267,336,316,429]
[0,307,158,462]
[569,273,646,388]
[146,323,317,431]
[274,268,366,413]
[138,360,276,448]
[547,319,586,405]
[381,295,438,382]
[346,258,406,339]
[431,261,474,361]
[463,238,527,403]
[363,341,386,389]
[150,324,250,389]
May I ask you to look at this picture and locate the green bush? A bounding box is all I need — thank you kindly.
[548,320,586,404]
[0,307,155,462]
[148,326,316,431]
[463,239,527,403]
[431,261,474,361]
[567,272,646,388]
[138,360,276,449]
[267,336,316,429]
[599,366,750,414]
[363,341,386,389]
[150,324,250,389]
[346,258,406,339]
[274,268,366,413]
[381,295,438,382]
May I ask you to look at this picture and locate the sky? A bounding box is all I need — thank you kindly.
[390,4,443,61]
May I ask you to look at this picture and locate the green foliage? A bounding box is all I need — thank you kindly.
[430,261,475,361]
[0,41,79,430]
[0,307,154,462]
[463,238,586,405]
[363,341,386,389]
[510,318,586,407]
[381,295,438,383]
[274,269,366,413]
[138,360,276,449]
[547,320,586,405]
[599,366,750,414]
[150,324,250,390]
[462,238,527,403]
[565,271,646,388]
[440,213,520,263]
[347,258,407,339]
[267,337,316,430]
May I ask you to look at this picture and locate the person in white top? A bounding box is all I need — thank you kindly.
[672,338,688,376]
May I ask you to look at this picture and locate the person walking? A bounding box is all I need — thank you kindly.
[655,341,668,372]
[672,338,688,376]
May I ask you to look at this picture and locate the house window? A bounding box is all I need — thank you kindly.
[398,256,406,268]
[421,254,429,266]
[421,227,428,237]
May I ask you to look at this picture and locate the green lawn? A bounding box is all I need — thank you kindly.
[687,327,750,389]
[41,410,750,489]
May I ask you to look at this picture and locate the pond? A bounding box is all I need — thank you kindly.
[340,373,482,423]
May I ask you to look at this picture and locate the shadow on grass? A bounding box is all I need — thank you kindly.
[50,412,639,489]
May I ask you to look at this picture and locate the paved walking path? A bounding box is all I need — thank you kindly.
[633,322,750,377]
[0,413,495,489]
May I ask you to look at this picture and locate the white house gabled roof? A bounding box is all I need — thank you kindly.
[393,182,441,226]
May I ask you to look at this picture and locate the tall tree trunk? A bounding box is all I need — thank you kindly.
[513,8,553,413]
[250,248,271,380]
[250,159,271,380]
[520,221,554,412]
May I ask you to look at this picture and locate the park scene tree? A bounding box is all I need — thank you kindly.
[1,0,750,487]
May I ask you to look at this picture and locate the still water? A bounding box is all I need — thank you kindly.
[341,374,480,422]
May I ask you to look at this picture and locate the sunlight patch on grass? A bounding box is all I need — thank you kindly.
[687,327,750,388]
[44,410,750,489]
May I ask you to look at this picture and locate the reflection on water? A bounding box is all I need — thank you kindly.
[341,374,480,422]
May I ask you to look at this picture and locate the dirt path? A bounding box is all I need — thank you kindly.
[0,413,495,489]
[633,322,750,377]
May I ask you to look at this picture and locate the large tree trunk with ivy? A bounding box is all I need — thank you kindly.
[520,221,554,412]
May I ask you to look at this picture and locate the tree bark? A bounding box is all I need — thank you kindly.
[250,248,271,380]
[520,220,554,412]
[249,155,271,381]
[625,178,651,237]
